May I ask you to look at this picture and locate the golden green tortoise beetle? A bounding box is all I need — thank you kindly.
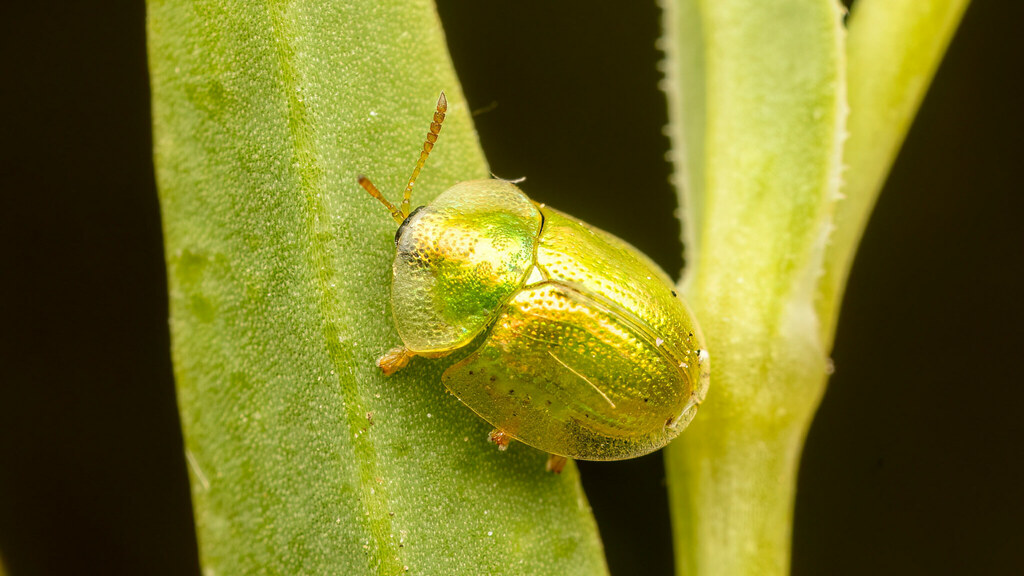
[359,93,709,472]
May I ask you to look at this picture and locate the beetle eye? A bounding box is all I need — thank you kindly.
[395,205,426,245]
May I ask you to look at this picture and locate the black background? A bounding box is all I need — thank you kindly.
[2,1,1021,575]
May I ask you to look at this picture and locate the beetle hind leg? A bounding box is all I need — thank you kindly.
[487,428,512,451]
[376,346,416,376]
[546,454,569,474]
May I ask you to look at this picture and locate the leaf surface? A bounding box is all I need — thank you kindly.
[148,1,608,573]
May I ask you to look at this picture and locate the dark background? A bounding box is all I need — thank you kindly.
[2,1,1021,575]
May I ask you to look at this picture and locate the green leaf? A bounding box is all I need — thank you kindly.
[817,0,972,346]
[147,1,607,574]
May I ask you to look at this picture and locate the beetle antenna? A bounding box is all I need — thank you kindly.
[358,175,406,225]
[401,91,447,217]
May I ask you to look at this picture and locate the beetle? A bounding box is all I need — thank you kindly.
[358,92,709,472]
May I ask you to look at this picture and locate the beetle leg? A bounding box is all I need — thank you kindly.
[546,454,569,474]
[376,346,416,376]
[487,429,511,451]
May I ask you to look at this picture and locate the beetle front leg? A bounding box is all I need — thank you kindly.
[546,454,569,474]
[376,346,416,376]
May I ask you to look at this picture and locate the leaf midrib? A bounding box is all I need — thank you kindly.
[268,3,403,573]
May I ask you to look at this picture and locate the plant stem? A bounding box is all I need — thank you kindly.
[661,1,845,574]
[661,1,971,574]
[667,280,830,576]
[667,413,816,575]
